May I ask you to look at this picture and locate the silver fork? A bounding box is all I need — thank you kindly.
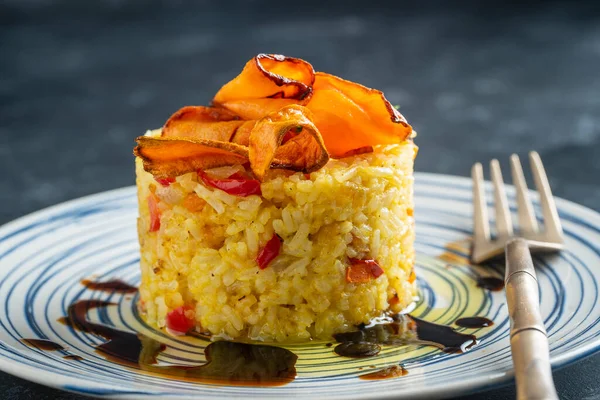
[471,151,563,400]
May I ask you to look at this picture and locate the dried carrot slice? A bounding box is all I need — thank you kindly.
[307,72,412,157]
[161,106,253,143]
[230,122,254,146]
[213,54,315,120]
[248,105,329,180]
[135,55,415,181]
[163,105,240,126]
[134,136,248,179]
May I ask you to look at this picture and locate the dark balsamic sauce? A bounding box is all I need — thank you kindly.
[476,276,504,292]
[140,339,297,386]
[455,317,494,329]
[81,279,138,293]
[21,339,65,351]
[62,300,142,366]
[359,364,408,380]
[60,299,297,386]
[37,278,486,386]
[333,314,478,356]
[411,315,478,353]
[334,342,381,357]
[63,355,84,361]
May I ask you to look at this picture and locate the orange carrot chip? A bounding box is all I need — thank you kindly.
[134,136,248,179]
[248,105,329,180]
[307,72,412,157]
[213,54,315,120]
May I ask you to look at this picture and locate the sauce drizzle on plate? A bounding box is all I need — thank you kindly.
[455,317,494,329]
[28,278,489,385]
[60,299,297,386]
[476,276,504,292]
[21,339,64,351]
[333,314,478,356]
[80,279,138,293]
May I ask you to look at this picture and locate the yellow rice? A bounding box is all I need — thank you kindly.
[136,132,417,342]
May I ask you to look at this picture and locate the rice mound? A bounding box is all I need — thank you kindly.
[136,137,417,342]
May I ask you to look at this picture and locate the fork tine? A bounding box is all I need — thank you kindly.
[471,162,490,241]
[490,159,514,238]
[529,151,564,241]
[510,154,539,234]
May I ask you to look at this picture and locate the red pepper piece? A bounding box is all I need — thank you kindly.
[147,193,161,232]
[155,177,176,187]
[166,306,195,335]
[346,259,384,283]
[198,170,262,197]
[257,234,282,269]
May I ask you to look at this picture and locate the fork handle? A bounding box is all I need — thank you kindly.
[505,238,558,400]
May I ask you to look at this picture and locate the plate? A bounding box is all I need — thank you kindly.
[0,173,599,399]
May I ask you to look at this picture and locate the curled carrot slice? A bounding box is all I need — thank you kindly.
[135,55,414,181]
[134,136,248,179]
[161,106,253,143]
[307,72,412,157]
[230,123,254,146]
[213,54,315,120]
[249,105,329,180]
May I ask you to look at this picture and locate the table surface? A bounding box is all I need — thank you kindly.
[1,0,599,399]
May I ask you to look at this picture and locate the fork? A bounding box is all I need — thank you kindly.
[471,151,563,400]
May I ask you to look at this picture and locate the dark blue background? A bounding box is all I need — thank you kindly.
[1,0,599,398]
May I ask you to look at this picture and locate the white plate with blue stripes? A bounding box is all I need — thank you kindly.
[1,173,599,399]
